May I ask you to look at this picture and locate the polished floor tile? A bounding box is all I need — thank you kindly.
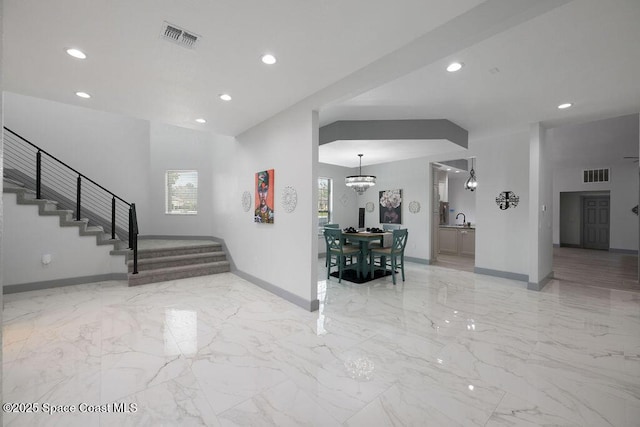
[3,261,640,426]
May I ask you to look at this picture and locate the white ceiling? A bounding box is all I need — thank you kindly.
[3,0,483,136]
[318,0,640,166]
[4,0,640,167]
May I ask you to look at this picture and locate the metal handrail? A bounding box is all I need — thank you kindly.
[3,126,139,274]
[4,127,131,205]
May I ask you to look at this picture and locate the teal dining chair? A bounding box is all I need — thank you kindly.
[324,224,340,266]
[369,228,408,285]
[324,228,361,283]
[369,223,401,249]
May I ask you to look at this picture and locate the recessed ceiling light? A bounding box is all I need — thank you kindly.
[75,91,91,99]
[219,94,232,101]
[447,62,463,72]
[66,48,87,59]
[195,118,206,124]
[446,168,451,171]
[261,54,277,65]
[558,102,573,109]
[455,170,460,173]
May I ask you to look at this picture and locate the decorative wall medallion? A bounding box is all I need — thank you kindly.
[496,191,519,210]
[365,202,375,213]
[281,186,297,213]
[241,191,252,212]
[340,193,349,207]
[633,205,638,215]
[408,200,421,214]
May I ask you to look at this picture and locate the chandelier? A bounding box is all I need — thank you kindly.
[345,154,376,195]
[464,157,477,191]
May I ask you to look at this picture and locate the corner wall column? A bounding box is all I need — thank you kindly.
[528,122,553,290]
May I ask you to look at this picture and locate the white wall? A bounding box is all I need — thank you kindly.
[448,173,476,225]
[474,131,530,277]
[328,129,532,278]
[0,1,5,416]
[359,157,430,262]
[318,162,359,229]
[528,123,553,285]
[553,164,638,251]
[2,193,127,286]
[4,92,151,224]
[147,122,217,236]
[212,107,319,310]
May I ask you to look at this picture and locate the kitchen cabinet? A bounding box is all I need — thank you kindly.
[438,228,459,254]
[438,227,475,256]
[459,229,475,256]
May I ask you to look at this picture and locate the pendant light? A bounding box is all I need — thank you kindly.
[345,154,376,195]
[464,157,477,191]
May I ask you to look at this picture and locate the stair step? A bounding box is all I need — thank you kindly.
[128,261,231,286]
[127,251,227,272]
[135,243,223,259]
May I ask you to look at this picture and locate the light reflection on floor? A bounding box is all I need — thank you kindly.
[3,260,640,426]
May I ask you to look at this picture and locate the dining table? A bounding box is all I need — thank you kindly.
[342,231,391,278]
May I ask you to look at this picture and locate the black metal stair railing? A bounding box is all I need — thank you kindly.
[3,127,139,274]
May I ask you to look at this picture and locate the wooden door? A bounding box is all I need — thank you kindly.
[582,196,610,250]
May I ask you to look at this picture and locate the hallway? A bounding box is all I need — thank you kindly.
[553,247,639,292]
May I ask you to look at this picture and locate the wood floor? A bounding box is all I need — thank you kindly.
[434,248,639,292]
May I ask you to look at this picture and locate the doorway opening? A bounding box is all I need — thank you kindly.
[559,191,610,250]
[556,191,638,291]
[430,159,476,273]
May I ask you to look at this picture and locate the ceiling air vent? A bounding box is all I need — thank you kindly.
[161,22,200,49]
[582,168,610,183]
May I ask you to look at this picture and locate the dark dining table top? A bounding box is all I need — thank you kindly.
[342,231,391,240]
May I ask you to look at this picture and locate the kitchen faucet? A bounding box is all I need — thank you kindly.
[456,212,466,225]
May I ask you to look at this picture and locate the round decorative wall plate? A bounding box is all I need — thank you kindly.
[365,202,375,212]
[241,191,252,212]
[282,186,298,213]
[408,201,420,214]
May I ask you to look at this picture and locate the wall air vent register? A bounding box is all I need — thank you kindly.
[161,22,200,49]
[582,168,610,183]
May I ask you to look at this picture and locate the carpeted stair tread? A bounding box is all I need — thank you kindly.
[135,243,223,259]
[128,261,231,286]
[127,251,227,272]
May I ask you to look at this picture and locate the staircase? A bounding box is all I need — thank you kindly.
[4,177,232,287]
[3,178,130,255]
[128,241,231,286]
[4,126,232,289]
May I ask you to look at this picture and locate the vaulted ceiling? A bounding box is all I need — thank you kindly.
[4,0,640,167]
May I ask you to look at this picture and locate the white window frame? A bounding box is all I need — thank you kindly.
[318,177,332,233]
[165,170,198,215]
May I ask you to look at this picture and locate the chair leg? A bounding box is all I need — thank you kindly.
[391,256,397,285]
[370,253,374,279]
[401,255,405,282]
[327,254,331,279]
[338,255,343,283]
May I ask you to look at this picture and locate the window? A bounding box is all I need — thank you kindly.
[166,170,198,214]
[318,177,332,229]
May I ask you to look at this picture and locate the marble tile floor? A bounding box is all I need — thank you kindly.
[3,261,640,426]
